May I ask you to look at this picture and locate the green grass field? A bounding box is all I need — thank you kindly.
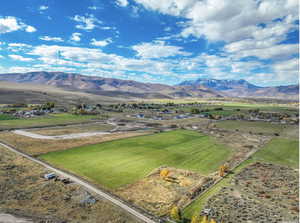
[252,138,299,168]
[0,114,17,120]
[215,120,296,136]
[183,137,299,219]
[40,130,232,189]
[0,113,104,129]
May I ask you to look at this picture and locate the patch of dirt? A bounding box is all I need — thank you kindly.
[202,162,299,223]
[117,167,216,216]
[0,146,141,223]
[0,131,151,155]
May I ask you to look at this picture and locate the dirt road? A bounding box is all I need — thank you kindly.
[13,129,111,140]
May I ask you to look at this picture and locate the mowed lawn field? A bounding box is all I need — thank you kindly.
[40,130,232,189]
[252,138,299,168]
[0,113,104,130]
[215,120,297,136]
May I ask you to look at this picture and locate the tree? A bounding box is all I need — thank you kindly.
[160,169,170,178]
[200,216,208,223]
[191,108,200,114]
[219,165,225,177]
[170,206,181,222]
[191,213,201,223]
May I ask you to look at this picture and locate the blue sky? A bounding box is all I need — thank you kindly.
[0,0,298,86]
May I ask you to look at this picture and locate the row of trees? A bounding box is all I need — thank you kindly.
[170,206,217,223]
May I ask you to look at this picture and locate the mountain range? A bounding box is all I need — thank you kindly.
[0,72,298,100]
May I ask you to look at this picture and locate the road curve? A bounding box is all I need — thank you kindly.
[0,142,157,223]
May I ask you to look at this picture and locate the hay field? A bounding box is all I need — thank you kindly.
[40,130,232,189]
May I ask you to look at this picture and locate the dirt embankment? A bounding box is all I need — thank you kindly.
[0,146,141,223]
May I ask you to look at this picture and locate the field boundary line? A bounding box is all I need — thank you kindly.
[0,141,159,223]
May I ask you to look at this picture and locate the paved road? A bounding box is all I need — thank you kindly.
[0,142,157,223]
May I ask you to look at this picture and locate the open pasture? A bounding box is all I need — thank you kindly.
[0,113,104,130]
[40,130,232,189]
[215,120,298,137]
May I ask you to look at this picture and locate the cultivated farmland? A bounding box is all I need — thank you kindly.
[40,130,232,189]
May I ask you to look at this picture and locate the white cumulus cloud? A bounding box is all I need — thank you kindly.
[70,33,82,42]
[134,0,299,43]
[132,41,191,58]
[90,38,112,47]
[39,5,48,11]
[0,16,36,34]
[70,14,103,31]
[116,0,129,7]
[9,54,34,62]
[39,36,64,42]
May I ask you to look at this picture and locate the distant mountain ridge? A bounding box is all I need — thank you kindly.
[0,72,221,99]
[178,78,261,90]
[178,78,298,99]
[0,72,298,100]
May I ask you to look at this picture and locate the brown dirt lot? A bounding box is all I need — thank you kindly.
[117,167,217,216]
[29,123,115,136]
[0,146,141,223]
[0,131,151,155]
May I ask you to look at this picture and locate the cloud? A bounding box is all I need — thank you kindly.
[134,0,299,43]
[235,44,299,60]
[116,0,129,7]
[7,43,32,52]
[90,38,112,47]
[70,14,103,31]
[70,33,82,42]
[39,5,48,11]
[25,25,36,32]
[273,58,299,72]
[0,16,36,34]
[88,6,99,10]
[9,54,34,62]
[132,41,191,58]
[27,44,176,76]
[40,36,64,42]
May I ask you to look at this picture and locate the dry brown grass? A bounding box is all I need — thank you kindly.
[0,131,151,155]
[29,123,115,136]
[116,167,215,216]
[0,146,140,223]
